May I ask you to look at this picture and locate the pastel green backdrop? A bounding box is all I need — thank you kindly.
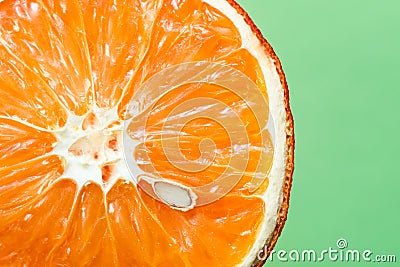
[235,0,400,266]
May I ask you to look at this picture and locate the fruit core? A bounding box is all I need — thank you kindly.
[53,109,126,188]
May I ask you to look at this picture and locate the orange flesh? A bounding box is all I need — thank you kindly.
[139,83,273,194]
[0,0,274,266]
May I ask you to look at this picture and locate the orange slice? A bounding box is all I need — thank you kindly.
[0,0,294,266]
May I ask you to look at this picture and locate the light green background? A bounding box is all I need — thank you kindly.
[235,0,400,266]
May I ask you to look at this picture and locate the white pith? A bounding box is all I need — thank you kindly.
[50,106,132,192]
[48,105,199,210]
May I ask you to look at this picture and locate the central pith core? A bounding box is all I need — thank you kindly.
[67,111,122,164]
[68,129,120,165]
[53,109,129,189]
[53,108,196,210]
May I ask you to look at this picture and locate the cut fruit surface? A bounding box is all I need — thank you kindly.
[0,0,294,266]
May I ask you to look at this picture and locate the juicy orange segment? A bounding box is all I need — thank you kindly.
[0,156,64,226]
[218,48,268,97]
[0,180,76,265]
[0,118,57,167]
[134,82,273,194]
[106,180,264,266]
[118,1,242,117]
[48,183,117,266]
[139,187,265,266]
[0,45,68,129]
[79,0,163,109]
[0,0,92,115]
[107,180,187,266]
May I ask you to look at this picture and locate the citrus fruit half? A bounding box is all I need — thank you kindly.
[0,0,294,266]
